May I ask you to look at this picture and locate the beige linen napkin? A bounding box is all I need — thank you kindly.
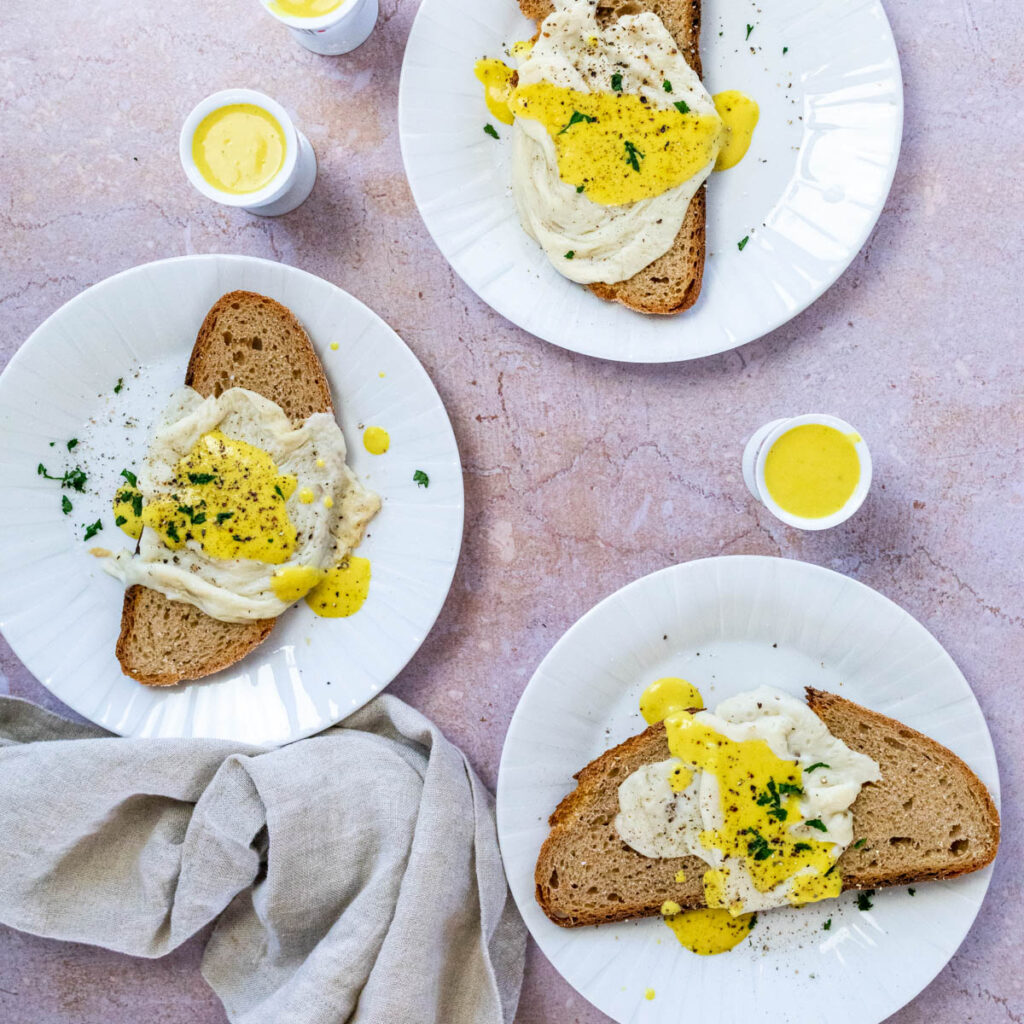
[0,694,526,1024]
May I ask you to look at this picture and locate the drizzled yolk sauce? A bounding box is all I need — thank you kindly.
[664,712,840,910]
[141,430,298,563]
[661,905,756,955]
[634,677,838,955]
[763,424,861,519]
[474,59,758,205]
[511,84,721,205]
[192,104,286,195]
[305,556,371,617]
[271,564,324,603]
[639,676,704,724]
[713,92,759,170]
[268,0,343,15]
[363,427,390,454]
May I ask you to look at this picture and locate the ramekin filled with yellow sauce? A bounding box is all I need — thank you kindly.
[259,0,378,55]
[179,89,317,216]
[742,414,872,530]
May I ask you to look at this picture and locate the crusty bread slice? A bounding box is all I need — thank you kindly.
[518,0,707,314]
[535,689,1000,927]
[115,291,334,687]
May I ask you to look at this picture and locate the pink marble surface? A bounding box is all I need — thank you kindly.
[1,0,1022,1020]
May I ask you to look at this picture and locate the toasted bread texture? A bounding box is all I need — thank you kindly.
[115,291,334,687]
[519,0,707,313]
[534,689,1000,927]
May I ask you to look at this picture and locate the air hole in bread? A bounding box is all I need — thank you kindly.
[889,837,913,847]
[231,302,240,310]
[250,337,263,350]
[949,824,961,837]
[608,766,620,778]
[885,737,906,750]
[548,869,559,889]
[902,798,914,811]
[222,331,233,344]
[950,839,969,855]
[232,351,245,364]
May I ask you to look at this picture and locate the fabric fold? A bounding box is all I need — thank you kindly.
[0,694,525,1024]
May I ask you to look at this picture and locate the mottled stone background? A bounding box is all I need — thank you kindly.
[1,0,1021,1021]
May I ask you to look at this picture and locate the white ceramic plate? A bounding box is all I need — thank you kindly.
[399,0,903,362]
[497,556,999,1024]
[0,255,464,745]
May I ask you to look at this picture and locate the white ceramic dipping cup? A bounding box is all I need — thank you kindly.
[259,0,378,55]
[742,414,873,531]
[179,89,317,217]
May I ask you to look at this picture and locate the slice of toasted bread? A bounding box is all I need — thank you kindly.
[518,0,707,314]
[535,689,1000,927]
[115,291,334,687]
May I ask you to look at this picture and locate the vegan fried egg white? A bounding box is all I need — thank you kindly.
[102,387,380,623]
[475,0,758,284]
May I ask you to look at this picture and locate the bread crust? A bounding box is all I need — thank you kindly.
[517,0,708,314]
[115,291,333,687]
[535,690,1000,927]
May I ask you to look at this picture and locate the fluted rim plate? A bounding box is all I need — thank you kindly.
[399,0,903,362]
[0,255,464,745]
[497,556,999,1023]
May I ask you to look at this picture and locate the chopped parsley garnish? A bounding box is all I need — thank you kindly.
[576,184,585,193]
[747,913,757,931]
[662,80,673,92]
[114,377,124,394]
[624,140,644,171]
[83,519,103,541]
[805,762,830,773]
[611,72,623,92]
[131,492,143,518]
[738,235,750,251]
[192,512,207,526]
[115,515,127,527]
[274,485,285,500]
[853,837,867,849]
[746,23,754,39]
[564,250,575,259]
[120,468,138,487]
[783,46,789,54]
[216,511,235,524]
[756,779,803,821]
[177,504,207,525]
[793,842,812,853]
[908,887,916,896]
[745,828,774,861]
[232,534,245,543]
[61,495,72,515]
[559,110,597,134]
[805,818,828,833]
[856,890,875,911]
[188,472,216,485]
[66,438,78,451]
[166,522,180,543]
[673,100,690,114]
[413,470,430,488]
[38,463,87,491]
[483,123,500,140]
[823,918,832,931]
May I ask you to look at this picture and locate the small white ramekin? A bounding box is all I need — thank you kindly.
[259,0,378,55]
[179,89,317,216]
[742,414,873,531]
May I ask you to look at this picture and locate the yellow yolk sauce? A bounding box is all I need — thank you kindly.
[141,430,298,563]
[113,486,144,540]
[362,426,390,455]
[267,0,343,17]
[763,424,861,519]
[271,565,325,603]
[192,104,287,195]
[305,556,371,617]
[475,59,516,125]
[712,91,759,171]
[664,711,840,911]
[662,906,756,955]
[510,82,721,205]
[639,677,704,724]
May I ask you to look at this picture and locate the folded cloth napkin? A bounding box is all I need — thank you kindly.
[0,694,526,1024]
